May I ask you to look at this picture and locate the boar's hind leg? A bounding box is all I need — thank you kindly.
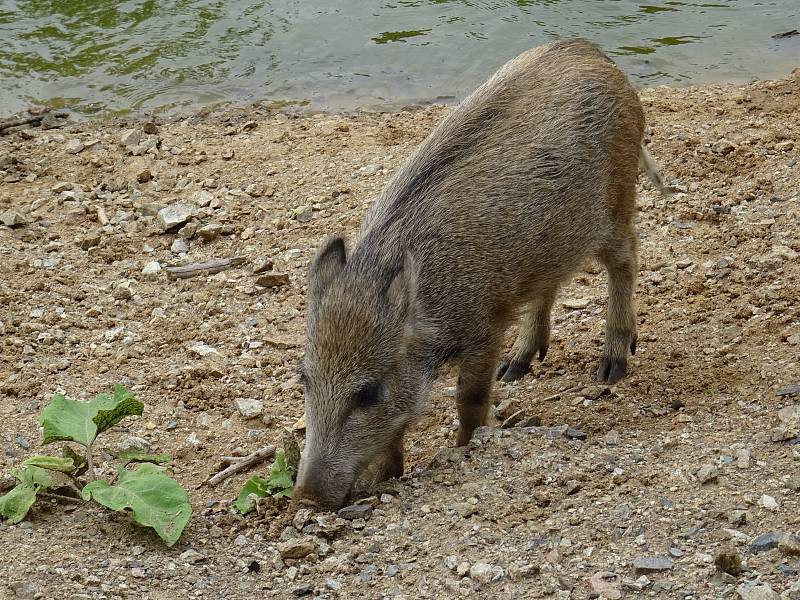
[596,225,638,384]
[496,288,557,383]
[456,350,500,446]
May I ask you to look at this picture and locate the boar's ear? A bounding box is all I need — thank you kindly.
[309,236,347,299]
[385,253,419,320]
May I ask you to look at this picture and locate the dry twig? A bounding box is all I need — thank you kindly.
[204,445,276,487]
[0,111,68,133]
[165,257,246,280]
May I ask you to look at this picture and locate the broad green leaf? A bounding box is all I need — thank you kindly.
[14,464,53,488]
[107,449,171,468]
[63,445,88,477]
[82,463,191,546]
[40,386,142,446]
[235,475,270,514]
[24,455,75,473]
[235,449,295,514]
[93,385,143,435]
[0,483,37,524]
[0,464,58,524]
[268,449,295,492]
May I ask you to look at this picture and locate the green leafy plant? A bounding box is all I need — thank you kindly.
[0,385,191,546]
[236,448,296,514]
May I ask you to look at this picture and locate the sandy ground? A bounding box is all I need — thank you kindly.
[1,69,799,600]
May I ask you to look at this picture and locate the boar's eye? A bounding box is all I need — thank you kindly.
[353,381,383,408]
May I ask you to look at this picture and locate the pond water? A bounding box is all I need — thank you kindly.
[1,0,798,118]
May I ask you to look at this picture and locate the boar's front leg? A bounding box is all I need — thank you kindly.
[455,349,500,446]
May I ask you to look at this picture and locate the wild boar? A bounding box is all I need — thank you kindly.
[293,38,664,510]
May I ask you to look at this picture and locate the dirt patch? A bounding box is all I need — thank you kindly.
[1,70,799,599]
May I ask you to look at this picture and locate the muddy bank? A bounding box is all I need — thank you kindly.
[1,71,799,599]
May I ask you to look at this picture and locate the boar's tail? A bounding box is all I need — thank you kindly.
[639,144,669,197]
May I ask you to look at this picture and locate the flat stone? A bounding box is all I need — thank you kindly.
[777,384,800,397]
[291,584,313,597]
[278,537,317,559]
[255,272,290,288]
[234,398,263,419]
[751,532,783,554]
[157,203,193,231]
[179,549,206,564]
[737,583,779,600]
[562,297,590,310]
[337,504,372,520]
[565,428,587,440]
[118,436,150,452]
[633,556,673,574]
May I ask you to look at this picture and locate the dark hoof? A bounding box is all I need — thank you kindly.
[596,357,627,384]
[496,359,530,383]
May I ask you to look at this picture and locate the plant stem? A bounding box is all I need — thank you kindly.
[85,444,95,482]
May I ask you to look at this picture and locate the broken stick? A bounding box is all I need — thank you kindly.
[206,445,276,487]
[0,111,69,133]
[164,257,246,280]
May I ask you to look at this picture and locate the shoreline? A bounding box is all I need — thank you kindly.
[2,66,798,126]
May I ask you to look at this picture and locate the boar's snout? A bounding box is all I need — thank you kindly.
[292,457,353,512]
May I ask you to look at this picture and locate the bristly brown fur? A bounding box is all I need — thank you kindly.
[295,38,662,510]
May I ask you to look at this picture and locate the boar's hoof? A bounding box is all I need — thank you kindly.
[596,357,627,384]
[496,359,530,382]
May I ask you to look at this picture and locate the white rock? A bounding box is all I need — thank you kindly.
[142,261,161,278]
[235,398,263,419]
[157,203,193,231]
[170,238,189,254]
[65,139,84,154]
[118,436,150,452]
[188,342,219,357]
[758,494,779,511]
[562,297,590,310]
